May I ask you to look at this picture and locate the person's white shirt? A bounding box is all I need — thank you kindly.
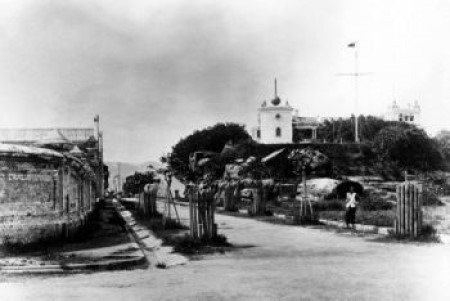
[346,192,357,208]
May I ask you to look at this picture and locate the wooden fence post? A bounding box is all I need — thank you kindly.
[396,183,423,238]
[399,184,404,235]
[396,185,401,233]
[405,183,410,235]
[409,183,414,238]
[416,185,423,235]
[189,189,194,238]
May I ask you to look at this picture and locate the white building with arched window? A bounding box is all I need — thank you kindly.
[253,96,294,144]
[251,81,321,144]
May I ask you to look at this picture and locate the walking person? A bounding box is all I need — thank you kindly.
[345,186,358,229]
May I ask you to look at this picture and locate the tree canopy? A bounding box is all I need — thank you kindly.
[122,171,157,195]
[373,124,442,172]
[316,115,397,143]
[170,123,251,180]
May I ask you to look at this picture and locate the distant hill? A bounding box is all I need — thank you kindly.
[106,160,163,179]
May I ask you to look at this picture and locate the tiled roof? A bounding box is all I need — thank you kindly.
[0,128,95,144]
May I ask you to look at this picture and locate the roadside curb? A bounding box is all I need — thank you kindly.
[0,255,147,275]
[116,199,187,268]
[269,212,390,234]
[110,200,151,266]
[318,219,390,235]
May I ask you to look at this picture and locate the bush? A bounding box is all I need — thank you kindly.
[423,191,445,206]
[164,233,232,255]
[357,210,395,227]
[313,200,345,211]
[359,198,394,211]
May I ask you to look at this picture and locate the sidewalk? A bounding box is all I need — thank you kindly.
[0,201,147,274]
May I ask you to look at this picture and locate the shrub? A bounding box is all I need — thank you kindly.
[313,200,345,211]
[423,191,445,206]
[356,210,395,227]
[359,198,394,211]
[164,233,232,255]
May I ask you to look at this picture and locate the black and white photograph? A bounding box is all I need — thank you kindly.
[0,0,449,300]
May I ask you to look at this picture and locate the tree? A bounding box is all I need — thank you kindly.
[171,123,251,180]
[434,130,450,170]
[317,115,395,143]
[373,124,442,172]
[317,117,354,143]
[122,171,157,195]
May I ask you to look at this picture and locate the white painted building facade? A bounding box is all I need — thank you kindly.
[251,81,321,144]
[384,100,421,125]
[254,98,294,144]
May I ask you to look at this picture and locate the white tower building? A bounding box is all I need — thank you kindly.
[252,80,294,144]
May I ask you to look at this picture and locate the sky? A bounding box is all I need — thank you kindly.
[0,0,449,163]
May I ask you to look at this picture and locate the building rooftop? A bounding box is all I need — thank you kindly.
[0,143,63,158]
[0,128,95,144]
[292,116,320,127]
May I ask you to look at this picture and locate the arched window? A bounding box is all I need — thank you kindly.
[399,113,403,122]
[275,114,281,120]
[257,130,261,139]
[276,127,281,137]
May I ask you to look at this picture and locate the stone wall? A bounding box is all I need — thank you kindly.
[0,155,97,244]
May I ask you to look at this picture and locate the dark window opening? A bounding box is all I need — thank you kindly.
[276,127,281,137]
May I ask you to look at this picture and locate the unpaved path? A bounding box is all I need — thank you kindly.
[1,205,449,301]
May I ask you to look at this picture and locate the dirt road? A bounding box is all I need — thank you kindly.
[1,205,449,301]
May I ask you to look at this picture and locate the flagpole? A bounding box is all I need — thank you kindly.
[339,41,371,143]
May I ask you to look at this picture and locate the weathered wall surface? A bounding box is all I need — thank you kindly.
[0,156,97,244]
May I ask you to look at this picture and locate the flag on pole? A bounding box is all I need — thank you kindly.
[348,42,356,48]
